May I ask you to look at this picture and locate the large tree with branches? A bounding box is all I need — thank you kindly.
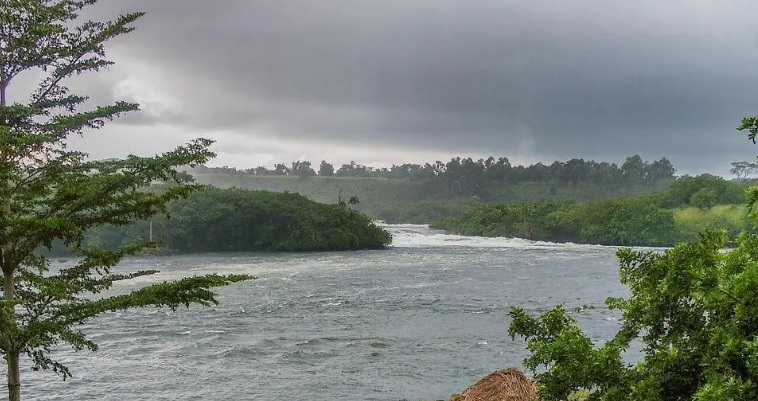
[0,2,252,400]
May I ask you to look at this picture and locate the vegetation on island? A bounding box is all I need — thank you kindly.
[0,3,253,401]
[78,187,392,254]
[505,121,758,400]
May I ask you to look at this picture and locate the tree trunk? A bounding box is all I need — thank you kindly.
[7,350,20,401]
[4,267,14,301]
[4,269,19,400]
[3,192,19,401]
[3,77,20,399]
[0,79,6,107]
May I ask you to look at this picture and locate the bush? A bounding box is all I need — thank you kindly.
[690,188,717,210]
[509,231,758,400]
[436,198,677,246]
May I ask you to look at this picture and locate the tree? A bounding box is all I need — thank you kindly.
[0,3,252,400]
[318,160,334,177]
[690,187,717,210]
[730,161,757,182]
[273,163,290,175]
[508,123,758,400]
[336,160,372,177]
[738,116,758,144]
[290,160,315,178]
[646,157,676,183]
[620,154,646,184]
[510,231,758,401]
[253,165,272,175]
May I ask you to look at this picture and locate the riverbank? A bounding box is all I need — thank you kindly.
[434,201,753,247]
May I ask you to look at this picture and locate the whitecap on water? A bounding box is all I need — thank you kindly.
[379,223,604,250]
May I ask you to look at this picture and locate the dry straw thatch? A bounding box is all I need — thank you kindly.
[449,368,538,401]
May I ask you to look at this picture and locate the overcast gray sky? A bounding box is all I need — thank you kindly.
[29,1,758,175]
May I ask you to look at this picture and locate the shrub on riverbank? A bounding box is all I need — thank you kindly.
[435,197,756,247]
[673,204,756,242]
[435,198,680,246]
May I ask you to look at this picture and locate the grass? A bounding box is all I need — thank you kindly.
[674,204,752,242]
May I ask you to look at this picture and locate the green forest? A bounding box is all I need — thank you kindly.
[435,174,754,246]
[188,154,757,247]
[46,187,392,255]
[42,154,755,253]
[190,154,678,218]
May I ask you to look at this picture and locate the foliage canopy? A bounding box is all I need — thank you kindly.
[508,125,758,400]
[79,187,392,253]
[510,231,758,400]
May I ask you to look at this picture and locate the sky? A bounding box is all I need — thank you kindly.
[13,1,758,176]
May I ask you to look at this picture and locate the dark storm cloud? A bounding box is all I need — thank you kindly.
[87,0,758,172]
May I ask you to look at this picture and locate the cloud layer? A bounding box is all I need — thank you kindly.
[32,1,758,173]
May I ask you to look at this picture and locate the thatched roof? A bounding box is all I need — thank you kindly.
[450,368,538,401]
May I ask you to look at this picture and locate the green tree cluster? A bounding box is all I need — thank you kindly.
[80,188,392,253]
[379,172,748,225]
[436,197,678,246]
[506,121,758,400]
[656,174,746,208]
[690,188,717,210]
[434,173,753,246]
[510,231,758,401]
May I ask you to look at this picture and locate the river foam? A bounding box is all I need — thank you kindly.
[382,223,596,250]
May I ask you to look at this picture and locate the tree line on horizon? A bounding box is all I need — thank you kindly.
[195,154,676,180]
[192,154,683,198]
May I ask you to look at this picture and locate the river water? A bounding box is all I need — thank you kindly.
[21,224,631,401]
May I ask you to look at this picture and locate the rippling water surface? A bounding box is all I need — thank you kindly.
[22,224,631,400]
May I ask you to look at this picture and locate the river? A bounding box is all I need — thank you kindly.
[22,224,631,401]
